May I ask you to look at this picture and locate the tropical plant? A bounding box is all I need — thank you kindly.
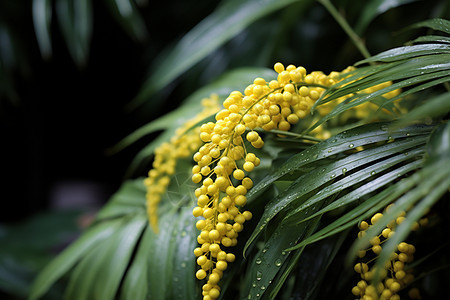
[27,0,449,300]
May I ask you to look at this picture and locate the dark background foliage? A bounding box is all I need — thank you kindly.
[1,0,219,223]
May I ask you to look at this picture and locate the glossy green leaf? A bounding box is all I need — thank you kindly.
[410,35,450,44]
[95,214,147,299]
[285,144,426,223]
[65,213,147,300]
[405,18,450,34]
[32,0,52,58]
[356,44,450,64]
[130,0,300,108]
[120,226,151,300]
[356,123,450,281]
[147,208,178,299]
[287,159,423,250]
[310,55,450,132]
[246,122,432,205]
[29,218,123,300]
[349,121,450,261]
[297,156,424,224]
[246,137,427,253]
[242,210,321,299]
[274,232,348,299]
[244,123,432,255]
[355,0,418,34]
[64,240,105,300]
[171,205,200,300]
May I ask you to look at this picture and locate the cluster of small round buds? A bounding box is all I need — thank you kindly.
[144,95,220,232]
[192,62,339,299]
[352,203,427,300]
[192,63,381,299]
[315,66,403,131]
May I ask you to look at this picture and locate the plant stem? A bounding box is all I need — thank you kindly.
[318,0,371,60]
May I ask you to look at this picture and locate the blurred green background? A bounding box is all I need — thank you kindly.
[0,0,448,299]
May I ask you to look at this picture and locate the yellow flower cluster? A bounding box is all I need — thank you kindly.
[192,62,354,300]
[313,68,402,139]
[352,204,428,300]
[144,95,220,232]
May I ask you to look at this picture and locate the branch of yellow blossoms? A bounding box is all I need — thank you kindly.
[144,95,220,233]
[143,59,404,299]
[353,203,428,300]
[190,62,378,300]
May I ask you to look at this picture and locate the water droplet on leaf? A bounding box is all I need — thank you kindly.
[256,271,263,280]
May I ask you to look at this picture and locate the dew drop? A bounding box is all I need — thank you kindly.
[256,257,262,265]
[281,251,287,256]
[342,168,347,175]
[181,231,186,237]
[406,132,410,136]
[275,259,282,267]
[262,248,268,253]
[256,271,263,281]
[328,149,332,153]
[248,294,252,299]
[370,171,376,176]
[181,262,186,268]
[349,143,354,148]
[256,294,260,297]
[261,286,266,290]
[321,168,326,173]
[330,174,336,179]
[332,139,337,143]
[252,281,257,288]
